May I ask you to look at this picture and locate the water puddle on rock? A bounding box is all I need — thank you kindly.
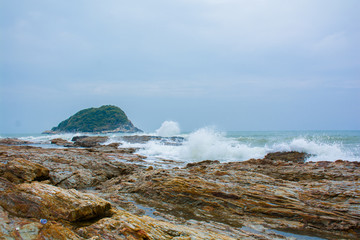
[241,226,329,240]
[122,200,169,222]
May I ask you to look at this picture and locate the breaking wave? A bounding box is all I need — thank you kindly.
[155,121,180,137]
[2,122,359,165]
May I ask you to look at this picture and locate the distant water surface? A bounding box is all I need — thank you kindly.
[1,129,359,166]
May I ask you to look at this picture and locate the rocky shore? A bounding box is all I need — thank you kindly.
[0,137,359,239]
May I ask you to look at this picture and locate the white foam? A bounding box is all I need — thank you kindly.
[271,138,359,162]
[155,121,181,137]
[184,127,267,161]
[5,128,358,167]
[136,127,266,164]
[18,133,82,144]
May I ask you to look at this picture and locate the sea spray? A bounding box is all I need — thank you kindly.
[136,127,267,163]
[272,137,358,162]
[155,121,180,137]
[180,127,265,161]
[3,128,359,165]
[135,128,360,164]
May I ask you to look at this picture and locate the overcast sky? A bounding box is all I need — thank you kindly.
[1,0,359,133]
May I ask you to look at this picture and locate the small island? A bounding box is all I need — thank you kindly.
[44,105,142,134]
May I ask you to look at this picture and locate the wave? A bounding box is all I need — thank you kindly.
[155,121,180,137]
[2,122,359,164]
[271,138,359,162]
[135,125,360,164]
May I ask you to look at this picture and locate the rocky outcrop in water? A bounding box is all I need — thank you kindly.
[0,140,359,239]
[72,136,109,147]
[45,105,142,134]
[0,138,33,145]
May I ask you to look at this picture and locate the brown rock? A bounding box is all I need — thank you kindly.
[113,161,360,239]
[0,180,111,222]
[2,158,49,183]
[186,160,220,168]
[264,151,309,163]
[51,138,74,147]
[1,144,359,239]
[0,145,138,189]
[73,136,109,147]
[0,138,32,145]
[121,135,184,145]
[0,205,83,240]
[77,209,237,240]
[121,135,160,143]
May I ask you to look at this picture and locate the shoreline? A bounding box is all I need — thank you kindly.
[0,137,359,239]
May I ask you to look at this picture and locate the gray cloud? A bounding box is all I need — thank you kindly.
[1,0,359,133]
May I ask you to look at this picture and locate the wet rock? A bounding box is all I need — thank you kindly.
[0,180,111,222]
[72,136,109,147]
[0,205,84,240]
[121,135,184,145]
[121,135,157,143]
[77,209,237,240]
[92,146,138,154]
[0,145,138,189]
[116,147,139,154]
[0,138,32,145]
[243,158,360,181]
[186,160,220,168]
[1,144,359,239]
[51,138,74,147]
[45,155,136,189]
[106,142,121,148]
[71,136,89,142]
[264,151,310,163]
[113,161,360,239]
[1,158,49,183]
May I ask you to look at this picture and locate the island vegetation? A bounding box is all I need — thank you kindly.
[48,105,141,133]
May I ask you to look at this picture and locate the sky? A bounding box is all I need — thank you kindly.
[0,0,359,133]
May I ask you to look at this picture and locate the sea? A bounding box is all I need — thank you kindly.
[1,121,359,168]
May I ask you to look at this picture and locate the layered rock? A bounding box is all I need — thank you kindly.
[0,179,111,222]
[0,145,138,189]
[1,158,49,183]
[51,138,74,147]
[77,209,240,240]
[0,206,83,240]
[121,135,184,145]
[0,142,359,239]
[0,138,32,145]
[100,154,360,239]
[72,136,109,147]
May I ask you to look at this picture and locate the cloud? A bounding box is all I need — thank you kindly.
[1,0,360,132]
[67,80,207,98]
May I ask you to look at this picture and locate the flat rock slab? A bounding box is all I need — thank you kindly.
[1,158,49,183]
[72,136,109,147]
[0,206,83,240]
[0,138,32,145]
[77,209,238,240]
[0,180,111,222]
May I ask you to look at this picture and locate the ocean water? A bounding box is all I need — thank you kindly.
[1,122,359,167]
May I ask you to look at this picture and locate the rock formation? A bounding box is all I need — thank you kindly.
[45,105,142,134]
[0,139,359,239]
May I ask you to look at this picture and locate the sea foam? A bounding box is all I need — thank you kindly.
[3,123,359,166]
[136,125,360,165]
[155,121,180,137]
[136,126,266,163]
[180,127,265,161]
[272,138,358,162]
